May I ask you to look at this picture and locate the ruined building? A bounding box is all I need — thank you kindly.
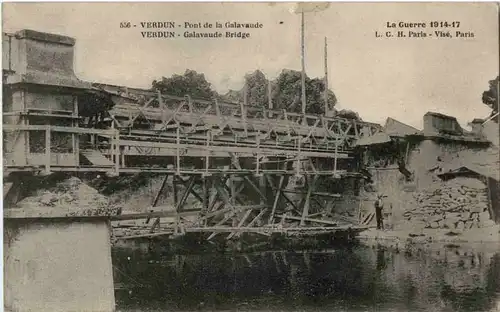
[356,112,500,231]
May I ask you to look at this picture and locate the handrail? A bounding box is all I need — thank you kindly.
[95,83,381,128]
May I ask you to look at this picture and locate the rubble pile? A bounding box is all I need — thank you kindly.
[403,177,494,230]
[17,177,110,210]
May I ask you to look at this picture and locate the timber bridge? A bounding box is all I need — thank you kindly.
[3,29,381,239]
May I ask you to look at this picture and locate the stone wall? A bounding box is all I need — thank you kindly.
[403,177,494,230]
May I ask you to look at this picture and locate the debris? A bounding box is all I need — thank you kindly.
[17,177,109,210]
[404,177,492,230]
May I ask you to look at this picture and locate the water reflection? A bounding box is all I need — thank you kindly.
[113,244,500,312]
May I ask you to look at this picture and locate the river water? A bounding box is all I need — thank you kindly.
[113,243,500,312]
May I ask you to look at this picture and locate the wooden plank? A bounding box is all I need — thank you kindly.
[116,139,350,159]
[278,214,339,226]
[112,209,201,221]
[3,125,118,136]
[122,127,345,150]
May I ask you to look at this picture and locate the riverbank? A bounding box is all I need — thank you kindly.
[358,224,500,252]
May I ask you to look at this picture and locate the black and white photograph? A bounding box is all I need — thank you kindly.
[2,2,500,311]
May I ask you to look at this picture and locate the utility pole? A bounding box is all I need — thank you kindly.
[324,37,329,116]
[268,79,273,117]
[293,3,330,120]
[300,11,307,118]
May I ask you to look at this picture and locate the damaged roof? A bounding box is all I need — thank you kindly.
[354,132,392,146]
[383,117,420,137]
[354,117,419,146]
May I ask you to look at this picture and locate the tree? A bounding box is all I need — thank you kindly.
[244,70,269,108]
[272,69,337,115]
[336,109,361,121]
[222,69,338,115]
[482,76,499,116]
[222,70,270,108]
[152,69,217,99]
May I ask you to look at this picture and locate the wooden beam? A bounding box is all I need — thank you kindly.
[226,208,253,240]
[176,175,196,211]
[230,153,268,203]
[278,214,338,226]
[197,204,264,223]
[300,175,318,226]
[202,176,209,213]
[269,175,285,225]
[151,174,169,207]
[207,210,236,240]
[112,209,200,221]
[234,208,268,238]
[176,175,204,204]
[45,127,51,174]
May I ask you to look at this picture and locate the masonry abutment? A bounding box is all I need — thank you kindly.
[4,213,117,312]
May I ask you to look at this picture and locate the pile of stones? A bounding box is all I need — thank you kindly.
[17,177,110,210]
[403,177,494,230]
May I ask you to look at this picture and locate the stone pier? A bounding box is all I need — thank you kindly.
[4,206,119,312]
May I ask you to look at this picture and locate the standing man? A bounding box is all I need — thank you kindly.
[375,194,384,230]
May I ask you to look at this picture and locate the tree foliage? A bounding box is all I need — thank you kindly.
[223,69,338,115]
[152,69,217,99]
[244,70,269,107]
[151,68,362,119]
[336,109,361,121]
[482,76,499,115]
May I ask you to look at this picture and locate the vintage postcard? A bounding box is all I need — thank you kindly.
[2,2,500,312]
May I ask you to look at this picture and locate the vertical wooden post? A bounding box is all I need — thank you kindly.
[73,96,79,165]
[268,79,273,118]
[173,175,179,234]
[21,91,29,163]
[214,99,221,117]
[120,150,125,168]
[45,126,51,174]
[205,131,210,175]
[158,90,167,124]
[202,175,210,227]
[333,138,338,175]
[296,137,302,176]
[256,130,261,175]
[259,174,266,206]
[114,129,119,175]
[300,11,306,117]
[242,83,248,137]
[323,37,329,116]
[176,127,181,175]
[202,176,209,213]
[230,174,237,227]
[187,95,193,114]
[300,175,317,226]
[269,174,285,225]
